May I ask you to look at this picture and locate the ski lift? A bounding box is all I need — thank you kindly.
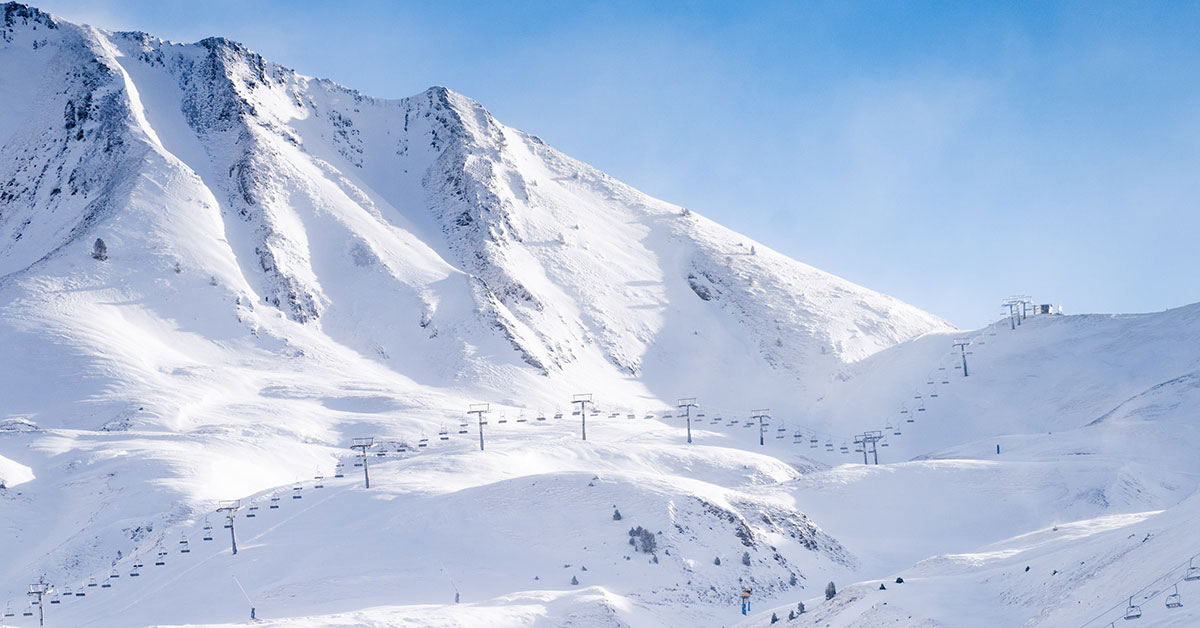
[917,402,926,412]
[893,427,902,436]
[62,587,74,599]
[880,439,889,447]
[292,483,303,499]
[109,568,120,579]
[554,412,564,419]
[926,378,935,385]
[645,413,654,420]
[793,431,802,444]
[930,387,939,398]
[74,587,85,597]
[609,412,619,419]
[825,439,834,451]
[458,427,469,434]
[1186,558,1200,581]
[247,504,258,518]
[839,442,849,454]
[942,378,950,385]
[87,578,98,588]
[711,415,721,424]
[809,436,818,448]
[572,410,581,416]
[314,474,325,489]
[663,413,673,419]
[3,604,13,617]
[49,593,61,605]
[590,409,600,417]
[270,493,281,509]
[537,414,547,421]
[1166,585,1182,609]
[854,445,863,453]
[354,458,364,467]
[743,420,754,428]
[497,415,508,424]
[900,407,909,415]
[627,413,636,420]
[418,437,428,448]
[133,559,144,569]
[101,577,112,588]
[777,425,786,434]
[22,604,33,616]
[129,564,140,577]
[334,462,345,478]
[438,428,449,441]
[155,550,167,566]
[1123,596,1142,619]
[180,539,190,554]
[375,450,387,457]
[914,393,923,400]
[518,414,529,422]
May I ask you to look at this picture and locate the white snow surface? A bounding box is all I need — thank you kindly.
[1,4,1199,628]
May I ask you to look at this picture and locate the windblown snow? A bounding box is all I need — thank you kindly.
[1,4,1197,628]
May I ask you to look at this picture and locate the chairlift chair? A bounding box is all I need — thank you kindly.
[22,605,33,616]
[711,415,721,424]
[893,427,902,436]
[627,413,636,420]
[110,568,120,579]
[75,588,85,597]
[203,524,213,540]
[375,450,387,456]
[101,577,112,589]
[518,415,529,422]
[270,493,281,509]
[87,578,98,587]
[645,414,655,420]
[537,414,547,421]
[1123,597,1142,620]
[663,413,674,419]
[292,483,303,499]
[49,593,61,605]
[155,550,167,566]
[926,378,934,385]
[914,393,923,400]
[572,410,581,416]
[247,505,258,518]
[439,428,449,441]
[839,442,849,454]
[554,412,564,419]
[3,604,13,617]
[609,412,619,419]
[130,565,140,577]
[918,402,926,412]
[810,436,819,448]
[314,475,325,488]
[1165,585,1183,609]
[880,439,889,447]
[180,539,190,554]
[334,462,345,478]
[1186,558,1200,581]
[61,587,74,599]
[497,415,508,424]
[942,378,950,384]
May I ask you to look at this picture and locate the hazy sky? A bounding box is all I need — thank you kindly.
[35,1,1200,328]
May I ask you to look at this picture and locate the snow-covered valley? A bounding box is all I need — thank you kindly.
[1,4,1198,627]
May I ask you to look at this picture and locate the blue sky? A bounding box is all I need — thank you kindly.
[36,0,1200,328]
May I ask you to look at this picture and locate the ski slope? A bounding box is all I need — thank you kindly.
[2,3,1199,627]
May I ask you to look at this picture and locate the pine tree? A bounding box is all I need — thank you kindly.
[612,508,622,521]
[770,612,778,623]
[92,238,108,261]
[788,610,796,620]
[825,581,837,600]
[713,556,721,566]
[797,601,805,614]
[741,551,751,566]
[570,575,578,585]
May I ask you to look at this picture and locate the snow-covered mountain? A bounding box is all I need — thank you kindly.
[2,4,1197,628]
